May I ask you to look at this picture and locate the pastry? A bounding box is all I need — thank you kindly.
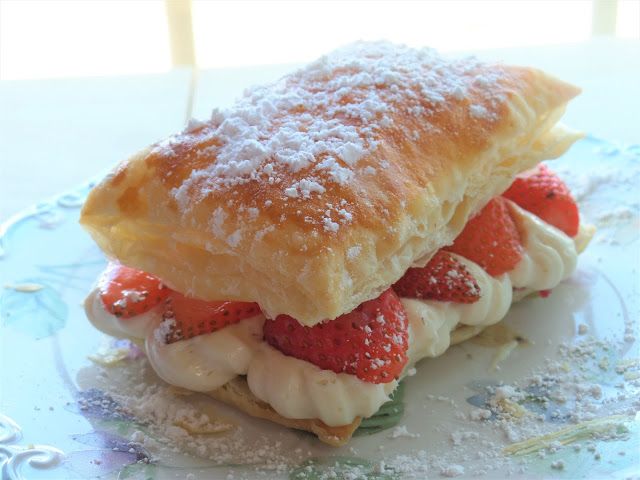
[81,41,591,446]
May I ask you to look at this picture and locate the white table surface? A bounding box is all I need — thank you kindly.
[0,71,192,221]
[1,38,638,223]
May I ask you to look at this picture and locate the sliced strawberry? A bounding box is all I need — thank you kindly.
[264,289,408,384]
[163,292,261,344]
[393,250,481,303]
[99,263,169,318]
[503,164,579,237]
[445,197,523,277]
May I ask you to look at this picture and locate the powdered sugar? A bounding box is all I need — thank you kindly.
[346,245,362,259]
[169,41,507,234]
[79,354,308,474]
[78,310,638,478]
[441,463,466,477]
[322,216,339,233]
[284,178,326,199]
[470,407,493,421]
[469,104,492,120]
[388,425,420,439]
[153,318,174,344]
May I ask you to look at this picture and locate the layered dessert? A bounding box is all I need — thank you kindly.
[81,42,591,445]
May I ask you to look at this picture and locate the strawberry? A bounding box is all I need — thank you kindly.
[502,164,579,237]
[163,292,261,344]
[393,250,481,303]
[263,289,408,384]
[445,197,523,277]
[100,263,169,318]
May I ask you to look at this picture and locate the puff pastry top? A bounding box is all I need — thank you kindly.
[81,41,581,326]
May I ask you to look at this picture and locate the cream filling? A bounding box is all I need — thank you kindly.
[85,202,581,427]
[146,315,265,391]
[402,254,513,361]
[247,344,398,426]
[508,202,578,290]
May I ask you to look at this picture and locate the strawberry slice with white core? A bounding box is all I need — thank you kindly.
[393,250,481,303]
[162,291,261,344]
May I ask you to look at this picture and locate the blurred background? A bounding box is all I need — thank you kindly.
[1,0,638,80]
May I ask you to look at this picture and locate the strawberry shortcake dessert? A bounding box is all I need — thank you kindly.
[81,42,591,445]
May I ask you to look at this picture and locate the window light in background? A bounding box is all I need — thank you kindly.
[0,0,171,80]
[0,0,637,81]
[616,0,640,37]
[191,0,595,68]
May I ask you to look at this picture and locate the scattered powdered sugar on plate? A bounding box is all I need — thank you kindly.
[450,429,479,446]
[440,463,466,477]
[554,136,640,236]
[469,407,493,421]
[358,331,638,478]
[388,425,420,439]
[78,356,311,475]
[77,310,638,478]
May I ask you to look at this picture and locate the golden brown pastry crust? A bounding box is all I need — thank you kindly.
[80,42,580,325]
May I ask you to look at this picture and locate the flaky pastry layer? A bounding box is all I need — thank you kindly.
[81,42,581,325]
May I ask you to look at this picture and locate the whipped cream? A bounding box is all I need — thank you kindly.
[85,203,580,426]
[146,316,265,392]
[508,202,577,290]
[403,253,513,361]
[248,344,397,426]
[401,202,578,367]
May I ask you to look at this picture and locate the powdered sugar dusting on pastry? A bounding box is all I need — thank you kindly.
[169,41,507,233]
[347,245,362,259]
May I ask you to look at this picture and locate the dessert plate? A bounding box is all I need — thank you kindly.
[0,135,638,479]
